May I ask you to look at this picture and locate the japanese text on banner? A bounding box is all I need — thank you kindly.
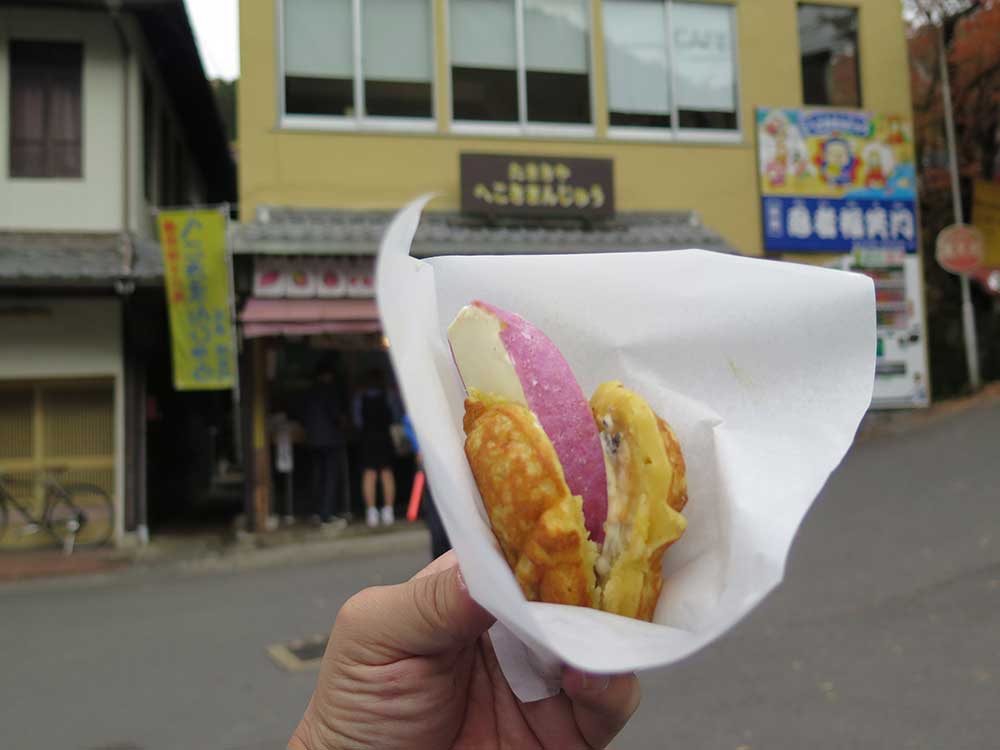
[157,209,237,390]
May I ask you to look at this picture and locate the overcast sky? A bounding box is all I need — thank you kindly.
[184,0,240,81]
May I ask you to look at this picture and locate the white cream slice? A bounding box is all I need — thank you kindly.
[447,304,529,406]
[595,412,628,583]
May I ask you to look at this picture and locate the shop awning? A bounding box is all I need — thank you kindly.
[239,298,380,339]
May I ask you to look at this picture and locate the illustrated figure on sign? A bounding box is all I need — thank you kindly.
[816,137,857,186]
[862,146,890,190]
[767,141,789,187]
[885,116,907,145]
[763,113,790,188]
[763,112,811,188]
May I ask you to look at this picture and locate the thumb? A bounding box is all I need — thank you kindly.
[338,564,495,660]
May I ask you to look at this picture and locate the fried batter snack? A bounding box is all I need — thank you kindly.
[591,382,687,621]
[463,383,688,622]
[463,398,599,608]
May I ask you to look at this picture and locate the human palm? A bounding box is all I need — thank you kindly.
[290,554,639,750]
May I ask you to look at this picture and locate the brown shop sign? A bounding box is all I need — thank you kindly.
[460,153,615,219]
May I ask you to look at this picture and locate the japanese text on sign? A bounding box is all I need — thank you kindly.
[763,198,917,252]
[470,161,606,211]
[157,209,237,390]
[460,153,614,218]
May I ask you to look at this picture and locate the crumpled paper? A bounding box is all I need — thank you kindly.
[376,196,875,702]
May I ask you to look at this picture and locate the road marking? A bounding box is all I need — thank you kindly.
[267,635,328,672]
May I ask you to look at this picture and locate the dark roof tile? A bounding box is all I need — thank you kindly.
[0,233,163,285]
[233,207,738,258]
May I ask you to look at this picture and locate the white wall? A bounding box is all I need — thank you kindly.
[0,297,125,543]
[0,298,122,380]
[0,7,209,237]
[0,8,125,232]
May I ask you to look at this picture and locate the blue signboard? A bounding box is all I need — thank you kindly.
[761,197,917,252]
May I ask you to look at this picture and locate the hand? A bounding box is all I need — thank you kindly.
[289,552,640,750]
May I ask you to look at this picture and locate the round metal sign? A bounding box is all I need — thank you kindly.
[936,223,985,274]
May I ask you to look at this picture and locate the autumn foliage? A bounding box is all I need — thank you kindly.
[910,0,1000,186]
[907,0,1000,396]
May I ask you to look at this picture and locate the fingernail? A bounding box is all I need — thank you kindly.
[580,672,610,692]
[456,565,468,592]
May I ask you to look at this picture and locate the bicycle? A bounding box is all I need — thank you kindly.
[0,468,115,554]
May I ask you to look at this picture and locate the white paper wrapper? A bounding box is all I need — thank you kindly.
[376,197,875,702]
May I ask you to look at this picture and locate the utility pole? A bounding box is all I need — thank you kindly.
[937,19,982,390]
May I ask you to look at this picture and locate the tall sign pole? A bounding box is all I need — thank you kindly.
[938,21,981,390]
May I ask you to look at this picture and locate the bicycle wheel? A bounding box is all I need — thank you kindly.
[47,484,115,547]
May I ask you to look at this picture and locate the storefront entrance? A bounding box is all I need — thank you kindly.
[248,334,416,529]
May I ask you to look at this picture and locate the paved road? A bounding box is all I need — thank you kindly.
[2,402,998,750]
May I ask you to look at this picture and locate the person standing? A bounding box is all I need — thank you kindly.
[402,414,451,560]
[353,369,397,527]
[301,362,346,526]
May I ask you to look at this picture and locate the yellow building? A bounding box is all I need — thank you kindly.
[234,0,916,528]
[239,0,912,253]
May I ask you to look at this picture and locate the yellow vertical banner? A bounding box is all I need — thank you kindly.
[156,209,237,390]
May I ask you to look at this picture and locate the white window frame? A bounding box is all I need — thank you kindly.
[604,0,742,143]
[276,0,438,132]
[446,0,598,139]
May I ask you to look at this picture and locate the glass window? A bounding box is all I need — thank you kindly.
[284,0,354,116]
[525,0,591,123]
[282,0,433,120]
[9,41,83,178]
[672,2,737,129]
[451,0,518,121]
[797,3,861,107]
[604,0,671,128]
[363,0,434,117]
[450,0,592,126]
[603,1,737,134]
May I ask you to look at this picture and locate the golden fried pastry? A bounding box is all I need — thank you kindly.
[591,382,687,621]
[463,398,598,608]
[656,415,689,514]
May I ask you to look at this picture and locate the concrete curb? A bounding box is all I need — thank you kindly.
[856,381,1000,444]
[0,523,432,590]
[163,526,431,575]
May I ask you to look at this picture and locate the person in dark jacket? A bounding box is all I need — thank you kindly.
[301,363,345,525]
[352,368,398,527]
